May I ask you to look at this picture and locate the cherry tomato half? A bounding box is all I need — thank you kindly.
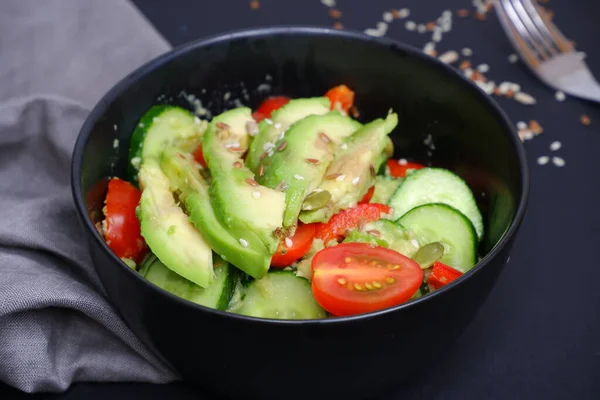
[193,143,207,168]
[252,96,291,121]
[387,160,425,178]
[311,243,423,316]
[316,203,392,245]
[359,186,375,204]
[271,223,318,267]
[427,261,463,290]
[325,85,355,112]
[104,178,147,263]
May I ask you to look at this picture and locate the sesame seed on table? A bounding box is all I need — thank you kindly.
[28,1,597,400]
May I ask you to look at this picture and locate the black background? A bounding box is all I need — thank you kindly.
[3,0,600,399]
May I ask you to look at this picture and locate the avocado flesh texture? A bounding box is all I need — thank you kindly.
[203,107,286,260]
[299,112,398,224]
[138,161,214,288]
[160,149,270,278]
[246,97,331,172]
[127,105,207,183]
[256,112,361,228]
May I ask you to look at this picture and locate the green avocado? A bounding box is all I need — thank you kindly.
[256,112,361,229]
[127,105,207,183]
[299,112,398,224]
[137,161,214,288]
[160,149,271,278]
[203,108,286,259]
[246,97,331,172]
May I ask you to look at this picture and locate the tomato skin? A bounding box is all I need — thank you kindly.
[387,160,425,178]
[193,144,207,168]
[271,223,318,267]
[311,243,423,316]
[252,96,290,121]
[359,186,375,204]
[427,261,463,289]
[104,178,147,264]
[316,203,392,244]
[325,85,355,112]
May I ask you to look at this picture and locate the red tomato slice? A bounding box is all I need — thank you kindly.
[325,85,355,112]
[427,261,463,290]
[316,203,392,245]
[193,143,207,168]
[311,243,423,316]
[252,96,290,121]
[359,186,375,204]
[271,223,318,267]
[387,160,425,178]
[104,178,147,263]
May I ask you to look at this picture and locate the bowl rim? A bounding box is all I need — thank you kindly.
[71,25,529,325]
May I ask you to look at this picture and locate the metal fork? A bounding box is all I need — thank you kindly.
[494,0,600,102]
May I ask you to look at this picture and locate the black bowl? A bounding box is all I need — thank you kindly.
[71,27,528,399]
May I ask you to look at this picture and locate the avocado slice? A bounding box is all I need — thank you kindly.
[245,97,331,172]
[256,112,361,228]
[160,149,271,278]
[203,107,286,258]
[299,112,398,224]
[137,161,214,288]
[127,105,207,183]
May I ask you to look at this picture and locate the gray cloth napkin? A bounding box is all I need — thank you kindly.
[0,0,179,392]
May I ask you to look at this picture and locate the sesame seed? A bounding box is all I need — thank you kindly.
[580,114,591,126]
[555,91,566,101]
[321,0,335,7]
[463,68,474,79]
[267,150,274,157]
[537,156,549,165]
[577,51,587,60]
[461,48,473,56]
[239,238,249,248]
[423,42,436,56]
[398,158,407,165]
[383,11,394,22]
[432,29,443,42]
[112,139,119,149]
[263,142,275,151]
[294,174,305,180]
[138,123,145,128]
[516,121,527,130]
[365,22,388,37]
[274,122,282,129]
[352,177,360,185]
[438,50,459,64]
[410,239,419,248]
[417,24,427,33]
[477,64,490,73]
[336,174,346,182]
[508,53,519,63]
[245,178,259,186]
[264,118,273,125]
[285,237,293,248]
[224,141,241,149]
[223,92,231,101]
[405,21,417,31]
[246,120,259,136]
[341,143,348,150]
[552,156,566,167]
[277,141,288,151]
[514,92,536,105]
[395,8,410,19]
[319,132,332,143]
[550,141,562,151]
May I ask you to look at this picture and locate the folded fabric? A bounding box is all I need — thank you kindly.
[0,0,178,392]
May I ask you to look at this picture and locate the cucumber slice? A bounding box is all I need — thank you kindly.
[127,105,207,182]
[233,271,326,319]
[363,219,419,258]
[397,203,477,272]
[144,254,238,310]
[371,175,403,204]
[388,168,483,239]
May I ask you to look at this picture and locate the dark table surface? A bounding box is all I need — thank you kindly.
[3,0,600,399]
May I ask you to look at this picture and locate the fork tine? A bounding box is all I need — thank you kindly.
[521,0,574,53]
[495,0,543,68]
[509,0,557,58]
